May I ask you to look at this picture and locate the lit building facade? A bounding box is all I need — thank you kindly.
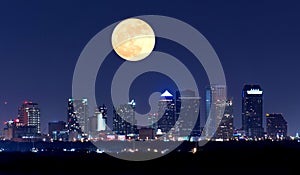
[3,118,39,140]
[266,113,287,139]
[146,113,158,130]
[157,90,176,137]
[18,101,41,134]
[242,84,264,138]
[113,100,137,138]
[175,89,200,140]
[66,98,88,135]
[215,99,234,140]
[205,85,227,138]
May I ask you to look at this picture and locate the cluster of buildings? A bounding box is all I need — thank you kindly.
[1,84,289,142]
[239,85,288,140]
[2,101,41,141]
[49,89,202,142]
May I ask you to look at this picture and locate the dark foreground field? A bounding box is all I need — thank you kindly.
[0,140,298,175]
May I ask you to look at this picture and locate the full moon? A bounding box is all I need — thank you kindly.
[111,18,155,61]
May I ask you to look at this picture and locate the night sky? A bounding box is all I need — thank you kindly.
[0,0,300,135]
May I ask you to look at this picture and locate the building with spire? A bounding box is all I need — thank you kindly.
[157,90,176,139]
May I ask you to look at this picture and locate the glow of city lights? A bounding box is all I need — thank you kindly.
[247,89,263,94]
[192,147,197,154]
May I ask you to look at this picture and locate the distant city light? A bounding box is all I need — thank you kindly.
[192,147,197,154]
[128,99,136,106]
[247,89,263,94]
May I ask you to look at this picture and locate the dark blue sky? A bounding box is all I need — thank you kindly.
[0,0,300,135]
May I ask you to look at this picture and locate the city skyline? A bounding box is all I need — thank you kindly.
[1,1,300,136]
[0,84,292,139]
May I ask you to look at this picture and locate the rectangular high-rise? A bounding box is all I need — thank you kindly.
[113,100,137,138]
[67,98,88,135]
[242,84,264,138]
[175,89,200,140]
[157,90,176,138]
[215,99,234,140]
[205,85,227,138]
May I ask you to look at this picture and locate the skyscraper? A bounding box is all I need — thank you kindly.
[67,98,88,137]
[175,89,200,140]
[113,100,137,138]
[157,90,176,137]
[242,84,264,138]
[205,85,227,138]
[215,99,234,140]
[18,101,41,134]
[266,113,288,139]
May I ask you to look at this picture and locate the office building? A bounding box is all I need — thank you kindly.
[215,99,234,140]
[157,90,176,137]
[266,113,287,139]
[113,100,137,138]
[205,85,227,138]
[66,98,88,134]
[242,84,264,138]
[146,113,158,130]
[175,89,200,140]
[18,101,41,134]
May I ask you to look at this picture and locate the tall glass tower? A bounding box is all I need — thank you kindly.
[205,85,227,138]
[215,99,234,140]
[242,84,264,138]
[175,89,200,140]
